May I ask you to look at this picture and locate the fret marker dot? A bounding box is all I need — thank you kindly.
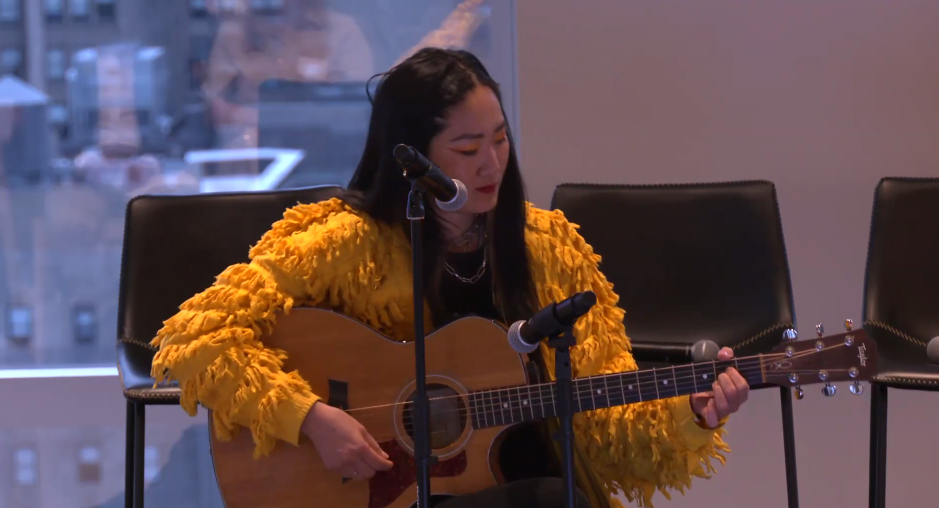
[596,389,602,395]
[628,385,633,390]
[663,380,669,385]
[523,400,528,405]
[703,374,709,379]
[503,403,508,408]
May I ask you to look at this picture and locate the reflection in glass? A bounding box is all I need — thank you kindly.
[1,1,511,504]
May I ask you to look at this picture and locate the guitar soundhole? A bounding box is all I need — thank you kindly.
[403,383,467,449]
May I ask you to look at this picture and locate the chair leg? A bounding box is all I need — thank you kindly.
[133,402,146,508]
[779,386,799,508]
[869,383,888,508]
[125,400,136,508]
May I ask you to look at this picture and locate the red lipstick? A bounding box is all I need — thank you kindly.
[476,184,497,194]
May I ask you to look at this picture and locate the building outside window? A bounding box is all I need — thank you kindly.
[0,0,20,22]
[0,1,513,505]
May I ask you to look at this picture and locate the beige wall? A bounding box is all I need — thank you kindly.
[515,1,939,507]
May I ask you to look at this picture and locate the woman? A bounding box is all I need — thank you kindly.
[150,48,749,508]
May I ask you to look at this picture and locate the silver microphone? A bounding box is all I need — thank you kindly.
[927,336,939,364]
[435,180,467,212]
[507,320,539,353]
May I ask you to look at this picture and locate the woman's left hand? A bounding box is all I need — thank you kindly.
[689,347,750,428]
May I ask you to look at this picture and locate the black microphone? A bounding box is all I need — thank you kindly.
[690,340,721,363]
[393,144,468,211]
[507,291,598,353]
[927,336,939,364]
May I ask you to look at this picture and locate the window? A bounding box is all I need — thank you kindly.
[70,0,88,18]
[15,448,37,486]
[0,0,19,22]
[0,48,22,75]
[48,104,68,124]
[46,0,63,20]
[1,1,516,505]
[94,0,113,19]
[190,0,206,16]
[77,446,102,484]
[5,305,33,346]
[46,49,65,79]
[72,304,97,344]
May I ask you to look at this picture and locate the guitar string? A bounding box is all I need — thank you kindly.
[345,346,831,425]
[459,343,852,424]
[345,345,826,418]
[356,367,852,443]
[349,344,853,428]
[472,344,847,426]
[344,346,845,440]
[376,367,850,432]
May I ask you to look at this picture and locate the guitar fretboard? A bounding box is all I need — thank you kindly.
[466,359,764,429]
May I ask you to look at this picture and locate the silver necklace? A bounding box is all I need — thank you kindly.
[445,247,488,284]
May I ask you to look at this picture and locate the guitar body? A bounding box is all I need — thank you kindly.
[209,307,531,508]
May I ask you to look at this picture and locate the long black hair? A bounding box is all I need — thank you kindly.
[345,47,537,326]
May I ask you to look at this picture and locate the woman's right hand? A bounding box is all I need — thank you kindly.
[302,401,394,480]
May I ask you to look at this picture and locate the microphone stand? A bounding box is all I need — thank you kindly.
[546,319,578,508]
[405,172,436,508]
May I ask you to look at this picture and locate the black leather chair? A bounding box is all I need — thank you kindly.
[116,185,344,508]
[862,177,939,508]
[551,181,801,508]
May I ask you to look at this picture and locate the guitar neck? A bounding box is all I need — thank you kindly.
[467,357,765,430]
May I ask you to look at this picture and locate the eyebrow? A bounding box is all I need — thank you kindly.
[448,121,507,142]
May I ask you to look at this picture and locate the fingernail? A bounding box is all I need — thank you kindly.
[382,451,389,458]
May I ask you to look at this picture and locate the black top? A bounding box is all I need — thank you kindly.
[438,247,561,483]
[438,248,499,324]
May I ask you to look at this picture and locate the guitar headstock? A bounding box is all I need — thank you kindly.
[761,319,878,398]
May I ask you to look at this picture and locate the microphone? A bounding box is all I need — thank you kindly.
[393,144,468,211]
[927,336,939,364]
[507,291,598,353]
[690,340,721,363]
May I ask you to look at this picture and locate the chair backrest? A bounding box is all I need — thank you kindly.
[116,185,344,346]
[550,181,796,357]
[863,177,939,343]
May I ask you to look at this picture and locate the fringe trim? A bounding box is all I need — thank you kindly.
[149,198,377,456]
[525,205,731,508]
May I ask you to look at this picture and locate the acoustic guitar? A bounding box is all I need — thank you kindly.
[209,308,878,508]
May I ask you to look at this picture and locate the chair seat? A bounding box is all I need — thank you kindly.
[866,325,939,391]
[118,340,182,403]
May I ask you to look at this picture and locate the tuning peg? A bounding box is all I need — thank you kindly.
[794,386,804,400]
[816,323,825,337]
[783,328,798,342]
[845,319,854,331]
[822,383,837,397]
[850,381,864,395]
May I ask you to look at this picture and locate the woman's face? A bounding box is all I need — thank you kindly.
[428,84,510,216]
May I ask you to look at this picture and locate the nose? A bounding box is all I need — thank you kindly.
[478,144,501,176]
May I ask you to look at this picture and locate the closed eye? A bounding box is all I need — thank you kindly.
[453,124,508,156]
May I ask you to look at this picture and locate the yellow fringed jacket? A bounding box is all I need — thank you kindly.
[149,197,730,508]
